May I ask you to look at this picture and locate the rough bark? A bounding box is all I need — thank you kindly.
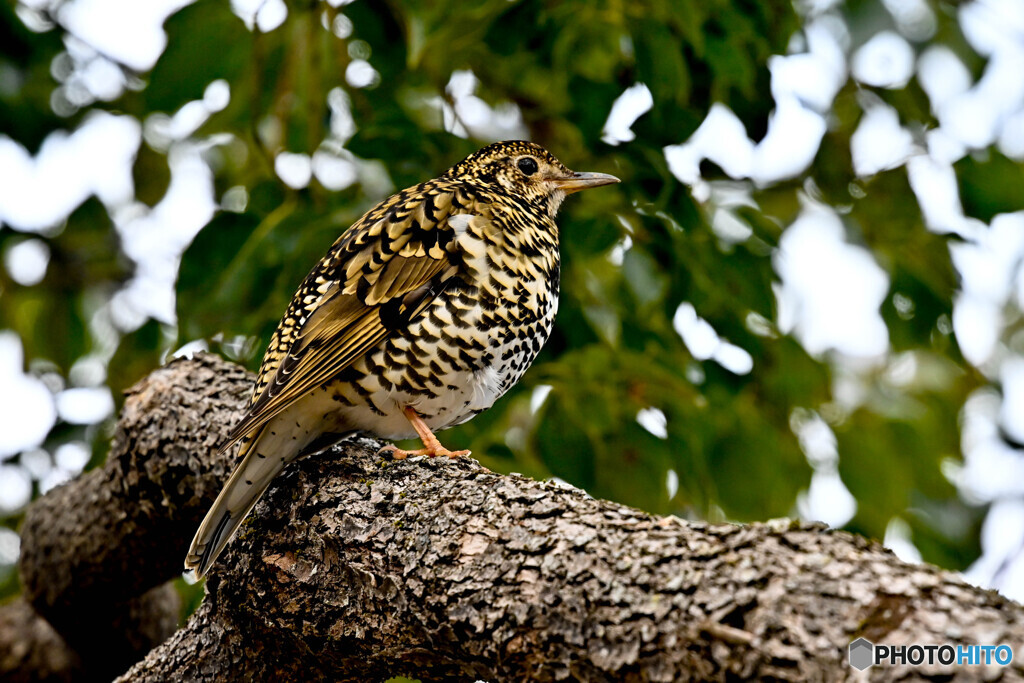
[15,353,251,680]
[0,597,79,683]
[115,435,1024,682]
[13,354,1024,682]
[0,586,179,683]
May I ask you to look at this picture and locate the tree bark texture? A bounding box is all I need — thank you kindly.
[10,354,1024,682]
[0,597,78,683]
[12,353,251,680]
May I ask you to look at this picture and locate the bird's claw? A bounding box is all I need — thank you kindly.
[377,443,471,460]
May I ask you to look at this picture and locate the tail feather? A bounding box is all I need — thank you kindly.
[185,434,287,579]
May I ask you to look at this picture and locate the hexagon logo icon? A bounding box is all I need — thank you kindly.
[849,637,874,671]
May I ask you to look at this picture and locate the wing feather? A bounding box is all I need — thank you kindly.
[221,182,472,450]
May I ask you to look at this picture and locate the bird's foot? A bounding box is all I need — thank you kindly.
[379,406,471,460]
[378,443,471,460]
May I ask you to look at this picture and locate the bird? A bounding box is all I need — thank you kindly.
[184,140,619,578]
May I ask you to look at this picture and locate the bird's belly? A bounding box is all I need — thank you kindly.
[326,363,501,440]
[324,295,555,440]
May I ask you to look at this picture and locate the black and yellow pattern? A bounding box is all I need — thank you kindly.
[185,141,618,578]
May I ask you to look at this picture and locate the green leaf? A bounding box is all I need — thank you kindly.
[956,151,1024,224]
[632,19,690,107]
[146,0,254,113]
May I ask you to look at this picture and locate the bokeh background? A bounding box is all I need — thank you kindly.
[2,0,1024,620]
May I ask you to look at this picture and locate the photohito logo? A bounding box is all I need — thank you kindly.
[849,638,874,671]
[848,637,1014,670]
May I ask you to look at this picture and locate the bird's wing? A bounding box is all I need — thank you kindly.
[221,183,468,450]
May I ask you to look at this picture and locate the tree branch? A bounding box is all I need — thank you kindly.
[0,598,78,683]
[119,435,1024,680]
[15,354,251,680]
[14,355,1024,681]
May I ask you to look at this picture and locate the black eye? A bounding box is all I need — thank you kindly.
[517,157,538,176]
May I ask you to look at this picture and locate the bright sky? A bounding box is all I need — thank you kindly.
[2,0,1024,599]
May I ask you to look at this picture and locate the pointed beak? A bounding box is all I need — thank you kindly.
[549,171,620,194]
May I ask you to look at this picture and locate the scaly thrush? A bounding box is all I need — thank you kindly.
[185,141,618,578]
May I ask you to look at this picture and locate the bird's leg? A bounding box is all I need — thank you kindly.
[378,406,471,460]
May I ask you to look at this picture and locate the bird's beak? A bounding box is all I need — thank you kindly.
[549,171,620,194]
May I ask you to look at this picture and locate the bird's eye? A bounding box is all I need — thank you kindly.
[517,157,539,176]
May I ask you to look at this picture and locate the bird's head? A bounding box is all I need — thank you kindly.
[444,141,619,218]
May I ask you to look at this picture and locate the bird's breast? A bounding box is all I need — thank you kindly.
[322,233,559,438]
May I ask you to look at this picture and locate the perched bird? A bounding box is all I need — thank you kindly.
[185,140,618,578]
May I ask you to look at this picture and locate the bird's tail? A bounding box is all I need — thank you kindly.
[184,432,287,579]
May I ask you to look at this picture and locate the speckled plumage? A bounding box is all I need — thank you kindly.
[185,141,618,577]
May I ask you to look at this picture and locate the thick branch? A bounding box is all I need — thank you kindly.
[16,355,1024,681]
[16,354,251,678]
[120,422,1024,679]
[0,598,78,683]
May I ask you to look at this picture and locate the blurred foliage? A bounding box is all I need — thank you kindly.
[4,0,1023,615]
